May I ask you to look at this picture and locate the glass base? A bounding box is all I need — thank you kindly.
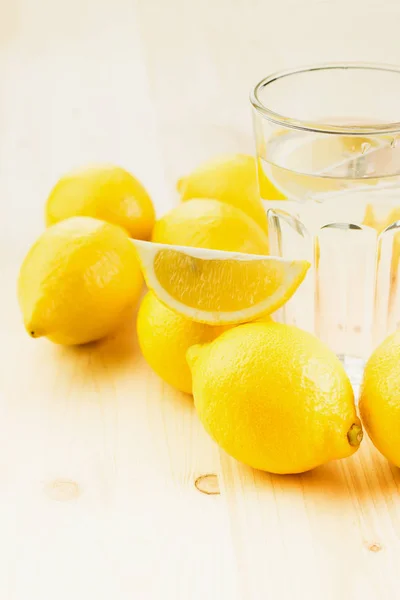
[267,199,400,382]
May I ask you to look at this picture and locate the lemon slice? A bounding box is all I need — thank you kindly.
[132,240,309,324]
[265,129,388,201]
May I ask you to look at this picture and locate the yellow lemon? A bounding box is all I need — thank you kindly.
[45,164,155,240]
[177,154,284,232]
[18,217,143,345]
[152,199,269,254]
[133,240,308,325]
[187,322,362,474]
[137,292,231,394]
[359,331,400,466]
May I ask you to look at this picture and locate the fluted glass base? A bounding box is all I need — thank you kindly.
[265,188,400,390]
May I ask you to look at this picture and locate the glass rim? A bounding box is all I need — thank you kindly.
[250,62,400,136]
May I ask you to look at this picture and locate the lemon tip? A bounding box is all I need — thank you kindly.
[186,344,204,369]
[24,322,45,339]
[347,423,363,447]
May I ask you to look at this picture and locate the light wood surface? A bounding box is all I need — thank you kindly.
[2,1,400,598]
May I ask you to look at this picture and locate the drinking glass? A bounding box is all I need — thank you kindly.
[251,63,400,386]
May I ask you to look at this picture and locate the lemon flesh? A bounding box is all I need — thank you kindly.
[18,217,143,345]
[188,322,362,474]
[177,154,283,232]
[133,240,309,325]
[359,330,400,466]
[45,164,155,240]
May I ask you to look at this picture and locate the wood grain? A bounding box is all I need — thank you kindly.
[2,0,400,598]
[0,1,237,598]
[220,444,400,600]
[135,3,400,598]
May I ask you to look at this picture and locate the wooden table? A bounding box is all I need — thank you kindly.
[2,1,400,598]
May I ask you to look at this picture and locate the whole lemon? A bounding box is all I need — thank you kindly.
[45,165,155,240]
[187,322,362,474]
[152,199,269,254]
[18,217,143,345]
[359,331,400,466]
[177,154,284,232]
[137,292,229,394]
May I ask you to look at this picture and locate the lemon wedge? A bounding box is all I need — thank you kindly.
[132,240,309,325]
[265,130,387,201]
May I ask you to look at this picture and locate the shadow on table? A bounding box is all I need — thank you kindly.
[226,440,400,507]
[58,306,139,367]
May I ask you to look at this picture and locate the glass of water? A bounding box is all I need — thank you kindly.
[251,63,400,385]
